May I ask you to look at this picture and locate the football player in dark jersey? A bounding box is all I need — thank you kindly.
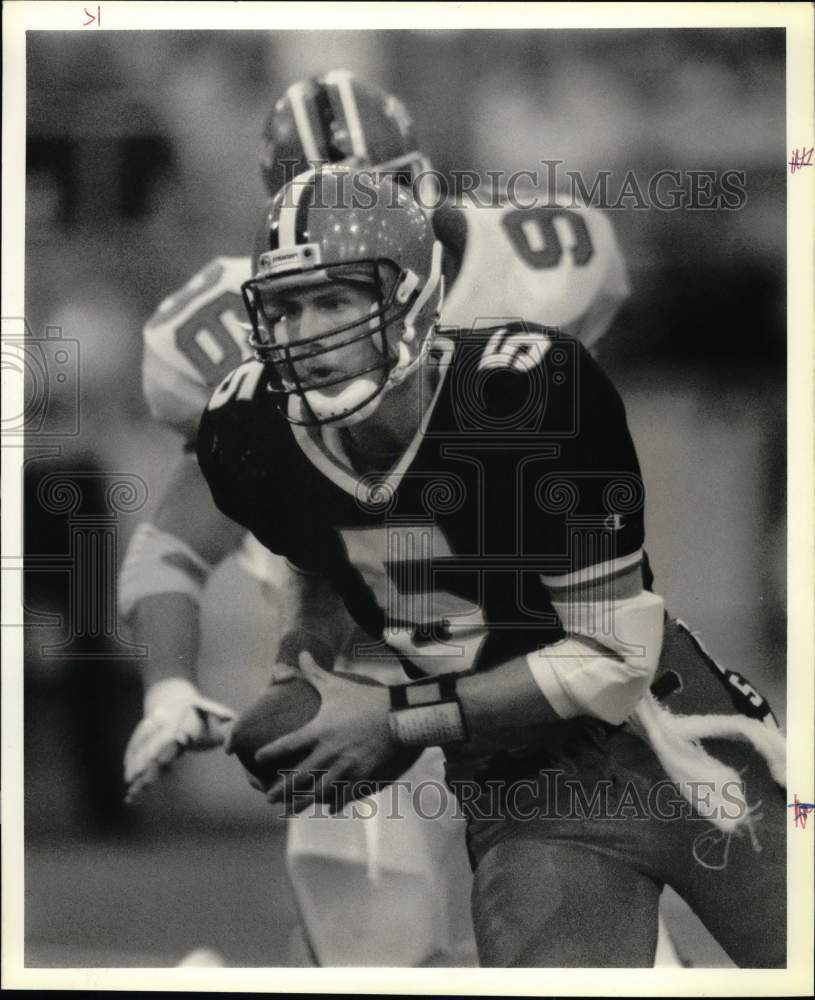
[124,69,636,967]
[198,165,787,968]
[124,70,628,803]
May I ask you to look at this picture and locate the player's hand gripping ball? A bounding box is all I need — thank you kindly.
[227,657,420,808]
[227,668,322,788]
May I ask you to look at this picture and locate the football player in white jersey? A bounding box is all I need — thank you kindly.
[121,70,653,966]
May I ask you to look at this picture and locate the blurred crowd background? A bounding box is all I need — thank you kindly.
[22,28,785,965]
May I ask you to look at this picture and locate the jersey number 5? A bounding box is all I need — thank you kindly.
[502,207,594,270]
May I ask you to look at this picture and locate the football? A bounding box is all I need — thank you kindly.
[229,672,422,792]
[229,676,321,787]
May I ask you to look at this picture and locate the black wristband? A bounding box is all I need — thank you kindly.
[388,674,468,747]
[276,629,335,673]
[389,674,459,710]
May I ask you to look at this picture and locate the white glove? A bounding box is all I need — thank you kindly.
[124,677,236,804]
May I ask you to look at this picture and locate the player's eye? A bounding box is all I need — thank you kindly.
[318,292,353,311]
[265,298,301,321]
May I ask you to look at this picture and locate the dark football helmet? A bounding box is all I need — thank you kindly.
[259,69,432,196]
[242,165,443,427]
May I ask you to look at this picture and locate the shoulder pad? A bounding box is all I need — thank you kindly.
[142,257,252,436]
[197,361,275,516]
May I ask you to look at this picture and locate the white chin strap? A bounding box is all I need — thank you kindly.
[290,378,382,427]
[290,300,386,426]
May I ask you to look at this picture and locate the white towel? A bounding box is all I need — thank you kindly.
[630,693,786,833]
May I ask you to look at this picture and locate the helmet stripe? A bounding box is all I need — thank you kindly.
[324,69,367,159]
[313,81,343,160]
[294,175,316,244]
[266,198,284,252]
[277,169,317,249]
[287,81,320,163]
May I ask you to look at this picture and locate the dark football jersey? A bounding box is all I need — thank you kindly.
[197,323,646,678]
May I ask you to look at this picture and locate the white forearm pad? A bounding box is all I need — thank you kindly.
[551,589,665,669]
[528,591,665,725]
[119,522,213,620]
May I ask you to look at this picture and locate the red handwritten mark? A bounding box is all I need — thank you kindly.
[788,794,815,829]
[789,147,814,174]
[83,5,100,27]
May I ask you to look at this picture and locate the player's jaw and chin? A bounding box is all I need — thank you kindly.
[264,279,410,430]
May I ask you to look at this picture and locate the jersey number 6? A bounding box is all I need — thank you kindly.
[502,207,594,270]
[174,291,247,386]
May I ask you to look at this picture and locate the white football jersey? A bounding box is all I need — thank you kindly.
[438,194,630,349]
[142,257,254,438]
[142,256,263,582]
